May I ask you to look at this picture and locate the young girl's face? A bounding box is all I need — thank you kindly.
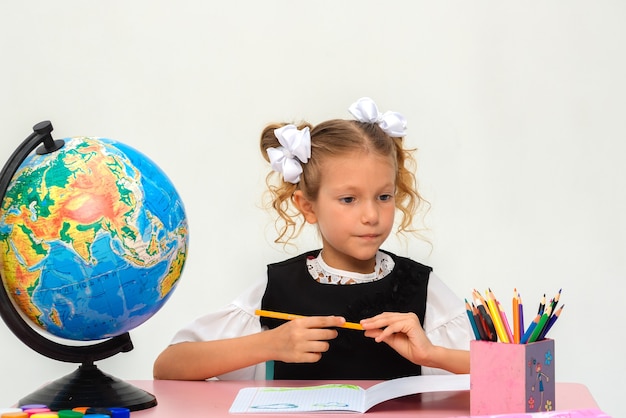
[300,150,396,274]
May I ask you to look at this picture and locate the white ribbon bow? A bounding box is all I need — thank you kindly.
[348,97,407,137]
[267,125,311,184]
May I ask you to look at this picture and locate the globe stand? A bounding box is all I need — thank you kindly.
[0,121,159,411]
[19,362,157,412]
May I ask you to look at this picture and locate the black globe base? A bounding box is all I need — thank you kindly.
[18,363,157,412]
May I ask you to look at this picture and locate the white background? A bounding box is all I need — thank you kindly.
[1,1,624,416]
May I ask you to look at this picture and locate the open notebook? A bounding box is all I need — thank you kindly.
[229,374,470,414]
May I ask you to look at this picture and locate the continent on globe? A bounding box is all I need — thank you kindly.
[0,137,188,341]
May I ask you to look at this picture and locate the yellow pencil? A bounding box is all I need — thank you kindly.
[485,289,510,343]
[255,309,364,330]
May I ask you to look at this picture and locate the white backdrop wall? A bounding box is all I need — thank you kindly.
[1,1,624,415]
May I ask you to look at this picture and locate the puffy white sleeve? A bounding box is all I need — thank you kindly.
[169,277,269,380]
[168,270,471,379]
[421,272,473,375]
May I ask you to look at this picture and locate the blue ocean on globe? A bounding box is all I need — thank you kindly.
[0,137,189,341]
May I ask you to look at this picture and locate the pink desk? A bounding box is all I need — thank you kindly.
[127,380,599,417]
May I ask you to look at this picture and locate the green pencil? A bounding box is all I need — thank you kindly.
[527,306,552,343]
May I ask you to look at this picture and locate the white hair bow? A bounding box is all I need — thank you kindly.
[348,97,407,137]
[267,125,311,184]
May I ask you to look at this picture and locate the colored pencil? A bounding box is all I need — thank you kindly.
[537,293,546,315]
[472,289,488,307]
[254,309,364,330]
[539,304,564,340]
[486,289,510,343]
[474,298,497,342]
[512,289,520,344]
[472,289,496,340]
[497,300,514,343]
[465,299,481,340]
[469,288,563,344]
[549,289,561,316]
[518,292,524,339]
[520,314,541,344]
[528,305,552,343]
[471,302,488,341]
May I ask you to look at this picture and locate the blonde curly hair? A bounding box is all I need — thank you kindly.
[260,118,426,245]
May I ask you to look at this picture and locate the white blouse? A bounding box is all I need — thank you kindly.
[170,252,472,380]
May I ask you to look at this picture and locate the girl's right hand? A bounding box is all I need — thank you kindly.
[270,316,345,363]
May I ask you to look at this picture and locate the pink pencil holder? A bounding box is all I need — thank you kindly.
[470,339,556,415]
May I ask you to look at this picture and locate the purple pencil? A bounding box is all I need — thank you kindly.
[518,292,524,339]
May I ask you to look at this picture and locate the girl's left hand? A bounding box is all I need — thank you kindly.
[360,312,434,366]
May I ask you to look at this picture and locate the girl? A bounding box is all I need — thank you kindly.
[153,97,471,381]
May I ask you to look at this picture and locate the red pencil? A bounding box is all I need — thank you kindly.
[471,301,488,341]
[474,297,497,342]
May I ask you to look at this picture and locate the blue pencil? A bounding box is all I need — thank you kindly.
[539,304,564,340]
[465,299,481,340]
[527,306,552,343]
[520,314,541,344]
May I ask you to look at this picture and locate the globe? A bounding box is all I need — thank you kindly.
[0,135,188,341]
[0,121,189,411]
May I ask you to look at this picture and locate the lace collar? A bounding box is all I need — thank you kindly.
[306,251,394,285]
